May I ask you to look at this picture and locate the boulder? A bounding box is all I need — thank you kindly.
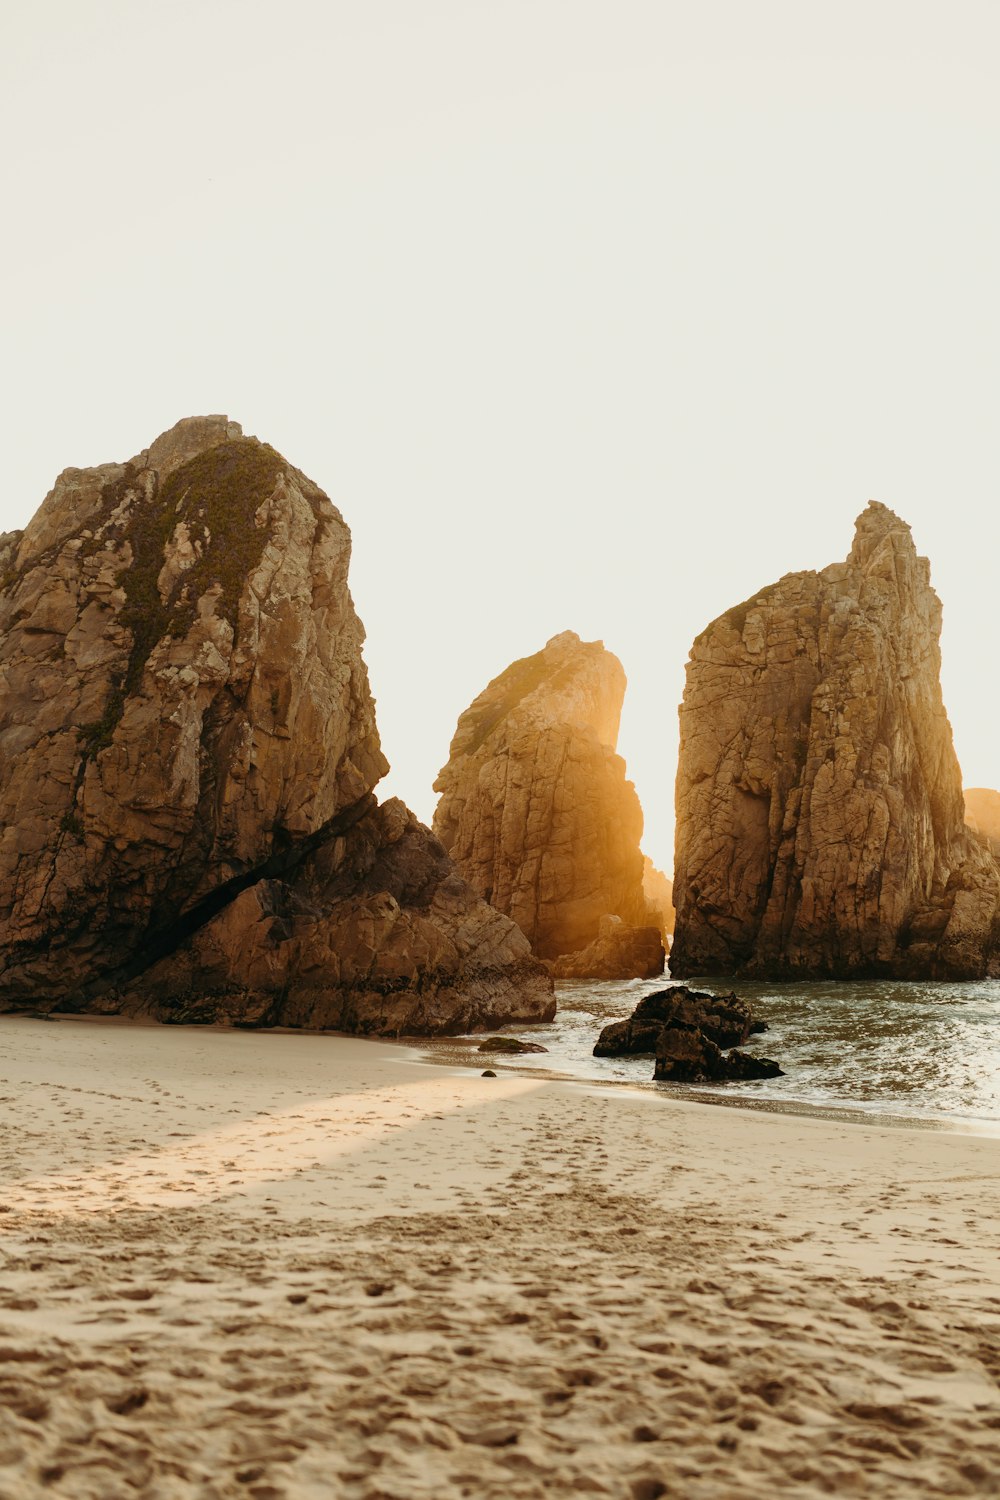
[549,915,665,980]
[593,984,781,1084]
[0,418,554,1034]
[672,503,1000,980]
[433,631,657,965]
[593,985,763,1056]
[653,1032,783,1084]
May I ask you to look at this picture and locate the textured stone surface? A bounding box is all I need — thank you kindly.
[0,418,553,1032]
[110,800,554,1036]
[593,986,764,1057]
[592,985,780,1083]
[964,788,1000,858]
[653,1032,783,1084]
[672,503,1000,980]
[433,631,652,963]
[549,915,664,980]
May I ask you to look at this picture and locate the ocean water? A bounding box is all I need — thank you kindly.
[415,975,1000,1133]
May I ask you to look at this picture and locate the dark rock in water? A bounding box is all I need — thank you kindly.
[549,916,665,981]
[651,1025,722,1081]
[594,983,782,1083]
[653,1029,783,1083]
[477,1036,549,1054]
[592,1017,664,1057]
[718,1048,784,1081]
[0,416,554,1037]
[481,1070,497,1078]
[593,986,763,1056]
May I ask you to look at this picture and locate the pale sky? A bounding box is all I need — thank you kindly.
[3,2,999,873]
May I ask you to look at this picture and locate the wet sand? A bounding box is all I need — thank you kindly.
[0,1016,998,1498]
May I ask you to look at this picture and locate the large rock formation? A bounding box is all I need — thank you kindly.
[432,631,657,967]
[0,417,554,1033]
[672,503,1000,980]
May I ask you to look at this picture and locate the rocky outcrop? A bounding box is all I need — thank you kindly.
[965,789,1000,858]
[107,799,552,1035]
[653,1032,783,1084]
[549,915,664,980]
[593,986,764,1056]
[642,857,675,937]
[433,631,653,967]
[0,417,554,1033]
[593,986,781,1083]
[672,503,1000,980]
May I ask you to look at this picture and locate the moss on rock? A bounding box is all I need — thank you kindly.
[83,439,284,755]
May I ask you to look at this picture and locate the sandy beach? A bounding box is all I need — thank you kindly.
[0,1018,998,1499]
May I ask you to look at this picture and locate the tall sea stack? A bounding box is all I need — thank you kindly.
[671,503,1000,980]
[433,631,657,965]
[0,417,554,1033]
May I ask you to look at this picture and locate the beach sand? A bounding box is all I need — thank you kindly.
[0,1017,997,1499]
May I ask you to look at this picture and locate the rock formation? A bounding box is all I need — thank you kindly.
[653,1032,783,1084]
[0,417,554,1033]
[964,788,1000,858]
[642,857,675,937]
[593,986,781,1083]
[549,915,664,981]
[672,503,1000,980]
[593,986,765,1057]
[432,631,659,973]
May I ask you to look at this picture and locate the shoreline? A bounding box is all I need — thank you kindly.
[398,1033,1000,1140]
[6,1009,999,1140]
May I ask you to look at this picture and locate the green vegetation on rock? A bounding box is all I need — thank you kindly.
[82,438,284,756]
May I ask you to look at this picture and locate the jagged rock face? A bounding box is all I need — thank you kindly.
[672,503,1000,980]
[592,986,781,1083]
[112,800,554,1036]
[433,631,651,961]
[0,417,553,1032]
[965,789,1000,858]
[593,987,764,1057]
[0,416,385,996]
[652,1032,782,1084]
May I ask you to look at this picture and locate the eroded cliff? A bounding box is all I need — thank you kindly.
[671,503,1000,980]
[0,417,553,1032]
[432,631,656,964]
